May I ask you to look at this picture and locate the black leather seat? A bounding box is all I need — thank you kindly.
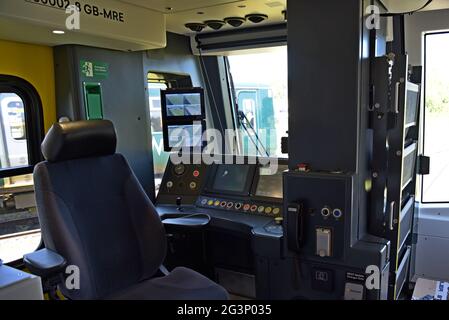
[34,120,228,300]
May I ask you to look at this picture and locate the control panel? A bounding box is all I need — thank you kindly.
[157,159,287,218]
[160,163,206,195]
[156,161,210,206]
[284,171,349,261]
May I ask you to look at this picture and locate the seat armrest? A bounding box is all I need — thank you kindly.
[23,249,67,278]
[162,214,210,230]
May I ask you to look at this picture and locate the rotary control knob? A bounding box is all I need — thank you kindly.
[174,164,186,176]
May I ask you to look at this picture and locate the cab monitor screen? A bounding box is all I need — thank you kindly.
[210,164,253,195]
[161,88,206,151]
[255,165,288,199]
[161,88,205,119]
[167,123,204,149]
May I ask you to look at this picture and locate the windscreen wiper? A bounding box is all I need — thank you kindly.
[238,111,270,158]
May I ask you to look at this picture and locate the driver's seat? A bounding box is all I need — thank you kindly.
[33,120,228,300]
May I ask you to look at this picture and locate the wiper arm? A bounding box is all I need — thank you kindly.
[238,111,270,158]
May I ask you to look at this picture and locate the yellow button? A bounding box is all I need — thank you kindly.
[258,206,265,213]
[207,200,214,206]
[214,200,220,207]
[273,208,280,215]
[265,207,273,214]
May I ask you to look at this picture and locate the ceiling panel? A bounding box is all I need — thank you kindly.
[120,0,245,13]
[119,0,286,35]
[166,0,286,35]
[382,0,449,12]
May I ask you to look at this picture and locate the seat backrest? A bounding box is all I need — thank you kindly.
[34,120,166,300]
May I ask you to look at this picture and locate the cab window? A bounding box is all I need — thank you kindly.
[227,46,288,158]
[148,79,169,195]
[0,76,44,263]
[423,32,449,202]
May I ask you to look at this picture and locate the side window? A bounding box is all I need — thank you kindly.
[0,94,29,168]
[0,76,44,264]
[227,46,288,158]
[148,81,169,196]
[422,32,449,203]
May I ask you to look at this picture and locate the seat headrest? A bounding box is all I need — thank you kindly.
[42,120,117,162]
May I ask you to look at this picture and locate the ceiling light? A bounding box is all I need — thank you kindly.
[205,20,226,31]
[245,14,268,24]
[185,23,207,33]
[224,17,246,28]
[52,30,65,35]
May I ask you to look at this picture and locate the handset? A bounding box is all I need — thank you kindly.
[286,202,304,252]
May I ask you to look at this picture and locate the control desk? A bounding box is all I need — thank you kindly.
[156,159,286,225]
[155,158,390,300]
[155,158,288,299]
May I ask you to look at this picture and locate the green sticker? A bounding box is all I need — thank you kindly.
[80,60,109,79]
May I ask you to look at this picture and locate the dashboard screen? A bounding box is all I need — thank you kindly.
[165,92,203,117]
[255,165,288,199]
[167,123,203,148]
[212,164,251,194]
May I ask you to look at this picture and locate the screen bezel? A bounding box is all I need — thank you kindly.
[161,87,205,121]
[204,164,256,196]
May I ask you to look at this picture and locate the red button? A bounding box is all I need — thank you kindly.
[193,170,200,178]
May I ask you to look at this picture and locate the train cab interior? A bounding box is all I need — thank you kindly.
[1,0,449,301]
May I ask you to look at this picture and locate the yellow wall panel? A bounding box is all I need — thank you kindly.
[0,40,56,132]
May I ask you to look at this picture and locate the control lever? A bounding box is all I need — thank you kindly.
[176,197,183,212]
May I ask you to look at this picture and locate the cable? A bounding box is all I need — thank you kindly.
[380,0,433,17]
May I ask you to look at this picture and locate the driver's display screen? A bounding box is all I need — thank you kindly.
[212,164,251,194]
[255,165,287,199]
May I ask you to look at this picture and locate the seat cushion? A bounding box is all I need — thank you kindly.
[108,267,228,300]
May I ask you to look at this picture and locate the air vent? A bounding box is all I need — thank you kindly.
[185,23,206,32]
[245,14,268,24]
[205,20,226,30]
[224,17,246,28]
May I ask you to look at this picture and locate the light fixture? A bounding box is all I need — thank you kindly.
[185,23,207,32]
[224,17,246,28]
[245,14,268,24]
[52,30,65,35]
[205,20,226,30]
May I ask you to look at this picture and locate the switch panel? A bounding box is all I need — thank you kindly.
[316,228,332,257]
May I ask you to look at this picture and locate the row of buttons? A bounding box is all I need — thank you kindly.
[200,198,281,216]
